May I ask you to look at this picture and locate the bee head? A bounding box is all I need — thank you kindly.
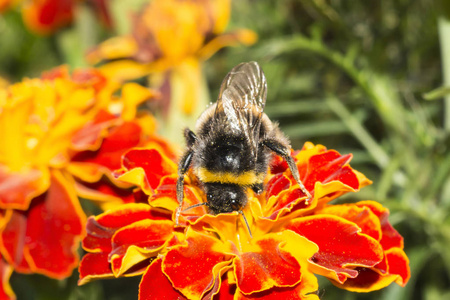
[204,183,247,214]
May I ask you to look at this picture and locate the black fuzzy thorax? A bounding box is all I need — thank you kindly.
[193,116,271,177]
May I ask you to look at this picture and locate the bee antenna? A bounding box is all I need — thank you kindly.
[182,202,209,212]
[238,210,253,239]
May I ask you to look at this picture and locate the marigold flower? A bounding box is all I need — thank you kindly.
[79,142,410,299]
[87,0,258,141]
[1,0,112,34]
[0,66,172,299]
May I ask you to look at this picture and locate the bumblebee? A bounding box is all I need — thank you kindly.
[176,62,311,234]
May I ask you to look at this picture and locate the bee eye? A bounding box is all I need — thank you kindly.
[230,199,240,211]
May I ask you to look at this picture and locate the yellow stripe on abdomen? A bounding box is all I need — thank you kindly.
[196,167,265,186]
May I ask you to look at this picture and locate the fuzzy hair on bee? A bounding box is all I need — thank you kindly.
[176,62,311,236]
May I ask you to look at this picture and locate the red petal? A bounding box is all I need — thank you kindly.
[286,215,384,283]
[0,171,85,278]
[72,121,143,172]
[303,151,358,192]
[139,258,187,300]
[234,236,301,294]
[265,174,291,199]
[385,248,410,286]
[201,275,235,300]
[269,154,288,174]
[70,109,117,151]
[163,230,233,299]
[78,253,114,285]
[119,148,177,191]
[315,204,382,242]
[356,201,403,250]
[74,178,136,206]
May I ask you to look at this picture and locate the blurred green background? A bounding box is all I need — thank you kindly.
[1,0,450,299]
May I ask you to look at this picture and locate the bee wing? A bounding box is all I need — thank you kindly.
[214,62,267,147]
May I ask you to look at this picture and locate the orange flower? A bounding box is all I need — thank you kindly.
[88,0,256,81]
[87,0,257,141]
[1,0,111,34]
[79,143,410,299]
[0,66,172,299]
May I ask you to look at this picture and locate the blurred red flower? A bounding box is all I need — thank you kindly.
[0,66,173,299]
[0,0,112,34]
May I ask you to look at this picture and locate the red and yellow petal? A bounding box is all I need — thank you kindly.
[236,280,319,300]
[78,253,114,285]
[153,175,205,220]
[0,257,14,300]
[71,121,143,176]
[208,277,236,300]
[235,231,320,299]
[315,204,382,242]
[70,109,118,152]
[234,232,304,295]
[82,203,171,252]
[109,219,175,276]
[162,229,234,299]
[0,170,85,279]
[0,166,50,210]
[114,148,178,195]
[356,201,404,250]
[333,247,410,292]
[385,247,410,286]
[302,151,359,193]
[286,215,384,284]
[73,178,136,211]
[139,258,187,300]
[264,147,363,221]
[293,142,328,166]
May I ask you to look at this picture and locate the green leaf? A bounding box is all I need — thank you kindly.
[423,86,450,101]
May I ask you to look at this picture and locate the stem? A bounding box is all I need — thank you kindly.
[326,96,390,168]
[426,152,450,202]
[439,16,450,131]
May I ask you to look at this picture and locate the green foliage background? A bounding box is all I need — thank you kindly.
[1,0,450,299]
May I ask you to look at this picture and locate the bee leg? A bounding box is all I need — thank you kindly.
[176,150,194,225]
[184,128,197,147]
[176,129,197,224]
[262,139,312,203]
[251,183,264,195]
